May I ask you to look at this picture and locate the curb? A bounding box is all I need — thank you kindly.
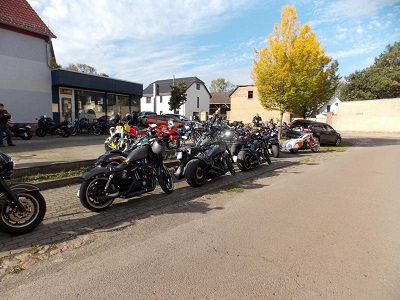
[33,160,180,190]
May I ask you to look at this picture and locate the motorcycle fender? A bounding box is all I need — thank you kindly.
[81,167,110,180]
[269,137,279,145]
[8,182,41,193]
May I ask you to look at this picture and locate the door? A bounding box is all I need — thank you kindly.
[60,97,74,123]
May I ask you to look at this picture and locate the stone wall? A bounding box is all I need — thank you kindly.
[332,98,400,132]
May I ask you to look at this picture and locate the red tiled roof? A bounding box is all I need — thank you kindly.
[0,0,56,38]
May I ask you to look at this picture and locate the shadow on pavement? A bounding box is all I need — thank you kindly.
[0,162,288,255]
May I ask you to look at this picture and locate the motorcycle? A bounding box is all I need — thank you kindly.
[35,115,70,138]
[0,151,46,234]
[69,117,98,136]
[6,121,32,140]
[265,128,280,158]
[281,131,320,153]
[78,135,174,212]
[184,126,235,187]
[236,130,271,171]
[104,122,139,152]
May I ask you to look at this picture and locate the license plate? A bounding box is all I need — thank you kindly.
[233,156,237,163]
[176,152,183,160]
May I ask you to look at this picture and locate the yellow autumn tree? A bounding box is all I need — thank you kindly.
[252,6,339,130]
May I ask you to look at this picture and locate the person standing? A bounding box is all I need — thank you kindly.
[0,103,15,147]
[252,113,262,127]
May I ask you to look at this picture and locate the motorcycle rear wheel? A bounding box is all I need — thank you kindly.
[20,131,33,140]
[79,177,116,212]
[185,159,207,187]
[92,125,103,136]
[271,144,279,158]
[237,152,252,171]
[157,165,174,194]
[0,191,46,235]
[69,126,78,136]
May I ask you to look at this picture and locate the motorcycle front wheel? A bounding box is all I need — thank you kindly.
[0,191,46,235]
[157,165,174,194]
[35,127,47,137]
[79,177,117,212]
[185,159,207,187]
[167,138,180,150]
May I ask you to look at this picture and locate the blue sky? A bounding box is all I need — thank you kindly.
[28,0,400,89]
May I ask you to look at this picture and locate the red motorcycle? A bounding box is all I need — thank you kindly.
[158,121,181,149]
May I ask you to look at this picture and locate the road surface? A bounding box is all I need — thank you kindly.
[1,141,400,299]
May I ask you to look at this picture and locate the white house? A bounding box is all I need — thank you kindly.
[316,96,341,121]
[141,77,211,119]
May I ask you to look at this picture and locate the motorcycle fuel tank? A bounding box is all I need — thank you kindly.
[126,145,148,163]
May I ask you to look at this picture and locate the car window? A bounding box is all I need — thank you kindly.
[324,124,334,132]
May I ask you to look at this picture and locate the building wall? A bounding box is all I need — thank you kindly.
[332,98,400,132]
[0,28,52,122]
[230,86,291,124]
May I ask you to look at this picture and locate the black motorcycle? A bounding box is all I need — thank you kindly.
[236,130,271,172]
[0,151,46,234]
[184,127,235,187]
[35,115,70,138]
[78,136,174,212]
[69,117,98,136]
[266,128,280,158]
[6,121,32,140]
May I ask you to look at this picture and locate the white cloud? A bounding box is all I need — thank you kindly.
[28,0,256,86]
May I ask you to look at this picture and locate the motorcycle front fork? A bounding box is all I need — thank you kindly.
[0,179,26,212]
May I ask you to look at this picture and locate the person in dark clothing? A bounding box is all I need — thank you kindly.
[130,111,139,126]
[252,113,262,127]
[0,103,15,147]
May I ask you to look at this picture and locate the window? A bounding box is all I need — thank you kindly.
[248,91,253,99]
[160,96,163,103]
[196,83,200,90]
[197,97,200,108]
[146,97,151,103]
[327,105,331,112]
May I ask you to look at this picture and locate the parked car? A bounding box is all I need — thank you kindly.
[138,111,156,126]
[286,119,341,146]
[164,114,191,122]
[145,115,186,127]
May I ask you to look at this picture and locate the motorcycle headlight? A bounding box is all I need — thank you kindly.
[176,152,183,160]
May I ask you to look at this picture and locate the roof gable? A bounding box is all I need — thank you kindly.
[0,0,56,39]
[143,77,211,96]
[210,92,231,104]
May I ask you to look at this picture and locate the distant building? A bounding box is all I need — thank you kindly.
[316,96,341,121]
[141,77,211,119]
[210,92,231,118]
[229,85,291,124]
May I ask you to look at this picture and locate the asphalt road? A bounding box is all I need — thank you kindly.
[1,139,400,299]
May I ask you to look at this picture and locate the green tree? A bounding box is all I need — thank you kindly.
[66,63,109,77]
[340,41,400,100]
[252,5,339,130]
[210,78,236,93]
[169,81,187,111]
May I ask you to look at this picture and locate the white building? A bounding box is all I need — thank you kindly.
[141,77,211,119]
[316,96,342,121]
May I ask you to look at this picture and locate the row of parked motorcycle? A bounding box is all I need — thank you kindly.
[0,117,321,235]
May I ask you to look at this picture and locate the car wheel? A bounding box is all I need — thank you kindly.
[335,137,341,146]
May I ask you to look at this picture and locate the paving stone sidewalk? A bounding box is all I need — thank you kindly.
[0,155,307,257]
